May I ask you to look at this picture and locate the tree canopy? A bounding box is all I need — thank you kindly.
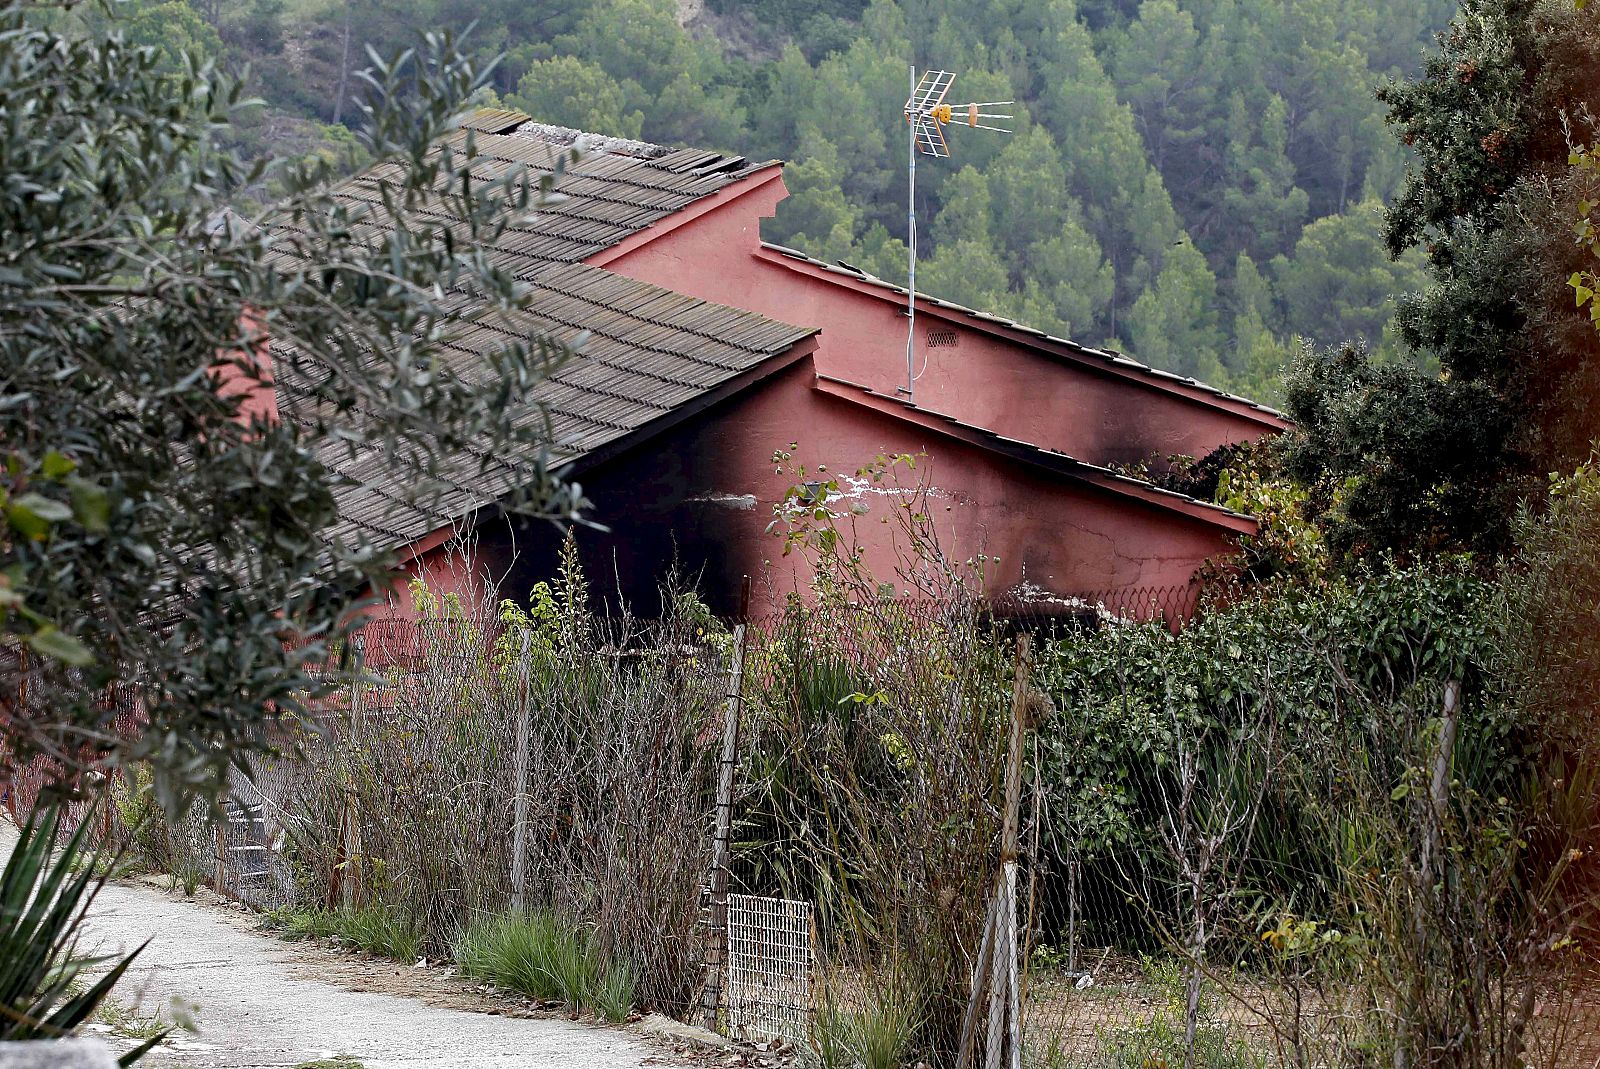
[0,3,580,806]
[1280,0,1600,559]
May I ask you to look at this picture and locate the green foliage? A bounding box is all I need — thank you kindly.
[509,56,642,138]
[1501,454,1600,749]
[1,804,160,1064]
[0,2,584,806]
[590,959,637,1024]
[1280,344,1518,559]
[1124,238,1224,381]
[263,906,423,961]
[0,449,106,668]
[1270,201,1429,354]
[1096,957,1260,1069]
[1209,442,1326,585]
[1568,139,1600,331]
[1034,560,1511,933]
[1282,0,1600,560]
[453,910,634,1019]
[810,975,924,1069]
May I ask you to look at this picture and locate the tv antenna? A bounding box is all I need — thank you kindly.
[900,68,1013,400]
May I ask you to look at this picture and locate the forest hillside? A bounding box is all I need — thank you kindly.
[169,0,1456,403]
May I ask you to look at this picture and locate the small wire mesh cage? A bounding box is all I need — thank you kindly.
[725,894,815,1045]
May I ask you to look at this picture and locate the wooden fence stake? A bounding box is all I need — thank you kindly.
[214,819,227,895]
[959,633,1032,1069]
[701,618,748,1033]
[341,637,365,911]
[509,631,533,912]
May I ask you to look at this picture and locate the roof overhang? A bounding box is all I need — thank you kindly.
[397,331,822,563]
[585,164,787,270]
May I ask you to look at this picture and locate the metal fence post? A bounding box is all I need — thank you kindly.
[701,619,748,1032]
[509,631,532,912]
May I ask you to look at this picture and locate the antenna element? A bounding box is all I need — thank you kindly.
[899,68,1013,400]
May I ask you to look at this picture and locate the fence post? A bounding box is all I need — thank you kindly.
[214,819,227,895]
[701,619,748,1033]
[340,635,365,911]
[1400,679,1459,1068]
[1421,679,1460,888]
[509,631,532,912]
[961,633,1031,1069]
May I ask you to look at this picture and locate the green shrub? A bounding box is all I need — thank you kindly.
[1,802,161,1064]
[454,910,627,1016]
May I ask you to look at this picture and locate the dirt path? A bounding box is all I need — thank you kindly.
[75,873,690,1068]
[74,874,687,1069]
[0,819,687,1069]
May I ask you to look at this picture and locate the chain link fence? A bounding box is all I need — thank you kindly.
[11,568,1593,1069]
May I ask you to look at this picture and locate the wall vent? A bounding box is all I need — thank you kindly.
[927,328,960,349]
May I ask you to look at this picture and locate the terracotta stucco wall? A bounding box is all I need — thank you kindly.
[594,172,1285,469]
[468,358,1243,617]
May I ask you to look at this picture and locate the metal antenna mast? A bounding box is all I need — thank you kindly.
[900,68,1013,401]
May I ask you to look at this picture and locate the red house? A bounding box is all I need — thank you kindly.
[277,109,1287,621]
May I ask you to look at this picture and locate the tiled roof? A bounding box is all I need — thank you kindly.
[340,113,770,267]
[272,110,813,551]
[763,243,1286,420]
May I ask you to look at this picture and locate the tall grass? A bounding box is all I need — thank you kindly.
[453,910,635,1021]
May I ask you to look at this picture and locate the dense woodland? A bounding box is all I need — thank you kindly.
[124,0,1461,404]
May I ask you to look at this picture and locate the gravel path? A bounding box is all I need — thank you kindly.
[3,826,680,1069]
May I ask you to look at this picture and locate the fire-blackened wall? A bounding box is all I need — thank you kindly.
[449,355,1252,619]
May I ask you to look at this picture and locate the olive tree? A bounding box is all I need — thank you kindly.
[0,0,582,807]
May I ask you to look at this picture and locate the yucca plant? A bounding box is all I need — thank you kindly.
[1,801,159,1064]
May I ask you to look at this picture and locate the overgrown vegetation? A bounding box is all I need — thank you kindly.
[228,437,1600,1067]
[267,537,716,1022]
[263,906,424,963]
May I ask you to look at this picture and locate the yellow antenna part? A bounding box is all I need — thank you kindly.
[968,103,978,127]
[932,103,952,124]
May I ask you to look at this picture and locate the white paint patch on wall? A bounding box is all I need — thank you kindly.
[689,491,757,510]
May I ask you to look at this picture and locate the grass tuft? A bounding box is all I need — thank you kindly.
[263,906,422,962]
[592,961,636,1023]
[453,909,634,1020]
[811,977,923,1069]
